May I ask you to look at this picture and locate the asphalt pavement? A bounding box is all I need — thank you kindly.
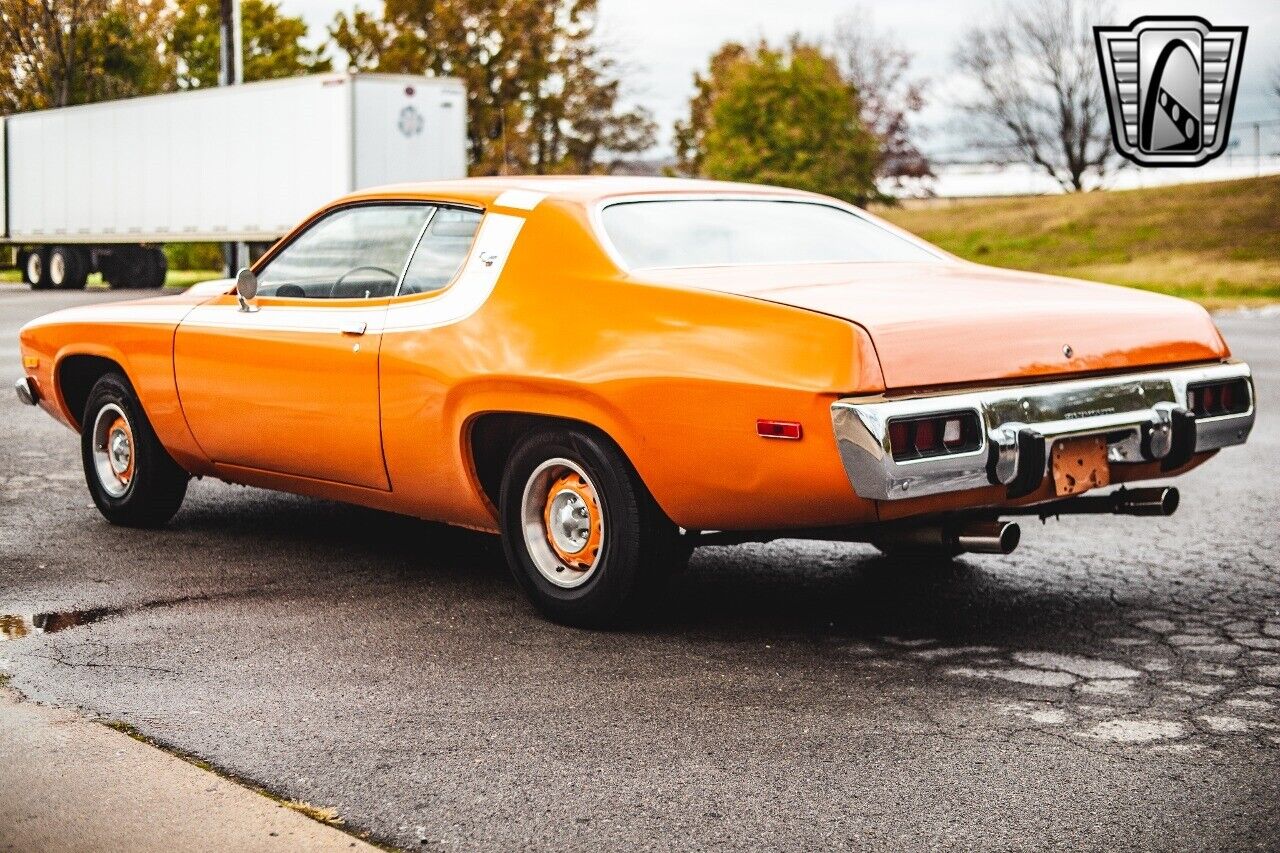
[2,287,1278,851]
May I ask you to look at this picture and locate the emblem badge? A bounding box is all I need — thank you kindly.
[1094,16,1246,167]
[398,104,424,138]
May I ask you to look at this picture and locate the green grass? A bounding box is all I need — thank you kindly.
[0,268,222,289]
[875,175,1280,309]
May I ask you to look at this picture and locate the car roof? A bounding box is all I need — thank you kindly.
[338,175,824,210]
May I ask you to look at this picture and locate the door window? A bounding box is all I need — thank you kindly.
[257,204,435,299]
[398,208,484,295]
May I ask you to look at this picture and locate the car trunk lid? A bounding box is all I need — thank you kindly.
[640,261,1228,390]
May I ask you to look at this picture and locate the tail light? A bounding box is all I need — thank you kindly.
[1188,379,1250,418]
[887,411,981,461]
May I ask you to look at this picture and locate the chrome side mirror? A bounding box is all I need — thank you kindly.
[236,268,259,313]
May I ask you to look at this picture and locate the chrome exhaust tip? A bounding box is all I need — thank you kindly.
[1113,486,1179,516]
[955,520,1021,555]
[14,376,38,406]
[874,519,1021,557]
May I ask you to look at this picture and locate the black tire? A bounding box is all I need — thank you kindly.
[49,246,89,290]
[101,247,158,289]
[499,427,684,628]
[143,247,168,288]
[25,248,52,289]
[81,373,189,528]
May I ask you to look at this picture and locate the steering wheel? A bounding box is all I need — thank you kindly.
[329,265,398,299]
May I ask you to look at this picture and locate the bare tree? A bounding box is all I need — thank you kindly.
[953,0,1116,191]
[832,7,931,184]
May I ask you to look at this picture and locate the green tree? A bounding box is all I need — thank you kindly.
[674,40,882,207]
[329,0,654,175]
[77,0,173,102]
[169,0,331,89]
[0,0,172,113]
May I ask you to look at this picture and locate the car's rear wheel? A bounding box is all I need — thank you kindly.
[81,373,189,527]
[499,427,684,628]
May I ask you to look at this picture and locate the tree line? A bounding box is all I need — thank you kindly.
[1,0,1145,199]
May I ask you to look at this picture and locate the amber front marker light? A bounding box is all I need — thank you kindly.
[757,419,803,440]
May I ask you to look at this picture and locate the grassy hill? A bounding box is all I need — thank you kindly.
[876,175,1280,308]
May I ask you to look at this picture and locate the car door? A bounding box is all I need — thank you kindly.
[174,202,436,489]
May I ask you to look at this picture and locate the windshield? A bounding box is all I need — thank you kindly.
[600,199,940,270]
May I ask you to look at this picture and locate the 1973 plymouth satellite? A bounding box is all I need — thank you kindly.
[16,177,1256,626]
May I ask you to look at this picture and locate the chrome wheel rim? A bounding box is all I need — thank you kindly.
[26,252,42,284]
[91,403,134,498]
[49,251,65,285]
[520,458,604,588]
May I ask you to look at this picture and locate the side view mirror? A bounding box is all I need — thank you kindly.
[236,268,259,313]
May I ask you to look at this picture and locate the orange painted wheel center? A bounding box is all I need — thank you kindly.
[542,470,603,570]
[106,414,135,486]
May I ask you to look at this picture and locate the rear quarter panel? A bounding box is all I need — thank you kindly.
[380,200,886,531]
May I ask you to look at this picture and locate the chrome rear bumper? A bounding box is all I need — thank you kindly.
[831,361,1255,501]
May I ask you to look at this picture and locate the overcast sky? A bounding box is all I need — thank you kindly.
[277,0,1280,156]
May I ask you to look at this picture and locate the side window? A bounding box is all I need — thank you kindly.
[398,208,483,296]
[257,204,435,299]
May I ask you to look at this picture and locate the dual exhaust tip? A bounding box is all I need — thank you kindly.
[956,520,1021,554]
[875,519,1021,556]
[879,486,1180,556]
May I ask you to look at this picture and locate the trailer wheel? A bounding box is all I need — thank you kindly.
[102,248,146,289]
[144,248,168,288]
[49,246,89,290]
[25,248,52,289]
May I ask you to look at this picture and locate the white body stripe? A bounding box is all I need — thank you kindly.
[177,211,525,335]
[21,211,525,337]
[21,302,198,330]
[493,189,546,211]
[384,212,523,331]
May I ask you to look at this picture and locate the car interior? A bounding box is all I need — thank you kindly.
[254,204,482,300]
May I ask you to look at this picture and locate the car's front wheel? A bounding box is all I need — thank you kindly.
[499,427,685,628]
[81,373,189,527]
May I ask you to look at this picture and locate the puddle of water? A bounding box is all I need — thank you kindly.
[0,609,109,641]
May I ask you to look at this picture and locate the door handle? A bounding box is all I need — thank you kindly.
[339,321,367,336]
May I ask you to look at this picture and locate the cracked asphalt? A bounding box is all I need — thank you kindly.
[2,288,1278,851]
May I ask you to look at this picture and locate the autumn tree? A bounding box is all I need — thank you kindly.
[0,0,172,112]
[673,40,881,207]
[169,0,331,89]
[329,0,655,175]
[832,7,930,184]
[953,0,1115,191]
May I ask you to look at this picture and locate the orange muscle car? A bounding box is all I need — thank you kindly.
[16,177,1256,626]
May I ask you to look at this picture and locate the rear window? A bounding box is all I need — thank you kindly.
[600,199,940,270]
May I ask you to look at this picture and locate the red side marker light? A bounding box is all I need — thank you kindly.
[757,419,802,440]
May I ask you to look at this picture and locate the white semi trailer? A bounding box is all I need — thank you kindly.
[1,73,467,289]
